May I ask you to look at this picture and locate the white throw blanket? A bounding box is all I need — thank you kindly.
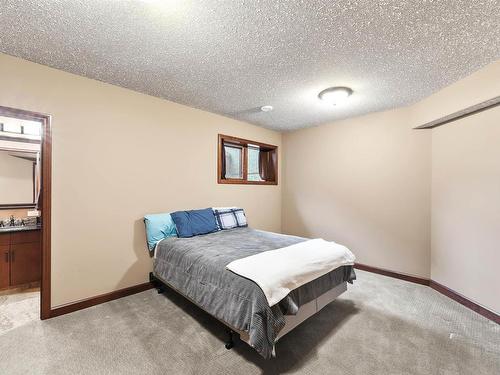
[226,239,356,307]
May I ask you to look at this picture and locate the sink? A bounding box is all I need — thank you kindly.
[0,225,41,233]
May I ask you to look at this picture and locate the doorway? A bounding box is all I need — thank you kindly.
[0,105,51,322]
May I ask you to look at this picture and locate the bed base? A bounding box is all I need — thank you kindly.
[149,272,347,354]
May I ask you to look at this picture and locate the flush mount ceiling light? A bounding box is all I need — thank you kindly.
[318,87,353,106]
[260,105,274,112]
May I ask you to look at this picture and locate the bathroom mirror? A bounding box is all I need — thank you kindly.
[0,115,42,209]
[0,149,40,208]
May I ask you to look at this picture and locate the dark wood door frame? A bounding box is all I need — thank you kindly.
[0,105,52,320]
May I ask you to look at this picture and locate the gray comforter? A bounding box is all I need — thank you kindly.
[153,227,355,358]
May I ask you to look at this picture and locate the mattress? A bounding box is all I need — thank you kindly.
[153,227,355,358]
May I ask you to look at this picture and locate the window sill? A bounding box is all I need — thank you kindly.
[218,179,278,185]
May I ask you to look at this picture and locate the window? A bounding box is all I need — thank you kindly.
[218,134,277,185]
[224,144,243,179]
[247,146,263,182]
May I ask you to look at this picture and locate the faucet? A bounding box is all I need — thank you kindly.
[9,215,15,227]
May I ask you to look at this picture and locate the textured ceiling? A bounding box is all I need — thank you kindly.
[1,1,499,131]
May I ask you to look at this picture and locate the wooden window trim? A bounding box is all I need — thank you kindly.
[217,134,278,185]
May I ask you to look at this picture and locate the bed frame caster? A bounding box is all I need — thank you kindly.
[149,272,166,294]
[157,286,166,294]
[225,330,235,350]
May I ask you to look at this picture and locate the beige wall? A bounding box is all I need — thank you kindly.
[0,209,31,219]
[0,53,282,307]
[409,61,500,129]
[283,60,500,312]
[431,107,500,313]
[1,50,498,313]
[282,108,431,278]
[419,61,500,314]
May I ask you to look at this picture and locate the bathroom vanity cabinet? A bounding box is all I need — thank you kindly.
[0,229,41,289]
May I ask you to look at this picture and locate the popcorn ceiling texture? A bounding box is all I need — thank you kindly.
[0,0,499,130]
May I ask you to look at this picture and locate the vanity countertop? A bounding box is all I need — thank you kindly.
[0,225,41,233]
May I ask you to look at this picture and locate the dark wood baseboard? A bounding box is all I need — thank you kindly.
[429,280,499,325]
[45,265,498,326]
[355,263,499,325]
[47,282,153,319]
[354,263,430,286]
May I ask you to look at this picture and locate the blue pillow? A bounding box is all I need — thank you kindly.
[144,213,177,251]
[170,208,219,238]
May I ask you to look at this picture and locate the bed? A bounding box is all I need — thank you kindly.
[150,226,356,359]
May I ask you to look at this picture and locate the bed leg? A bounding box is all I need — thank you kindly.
[157,285,166,294]
[149,272,166,294]
[225,329,235,350]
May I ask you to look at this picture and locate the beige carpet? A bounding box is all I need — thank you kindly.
[0,271,498,374]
